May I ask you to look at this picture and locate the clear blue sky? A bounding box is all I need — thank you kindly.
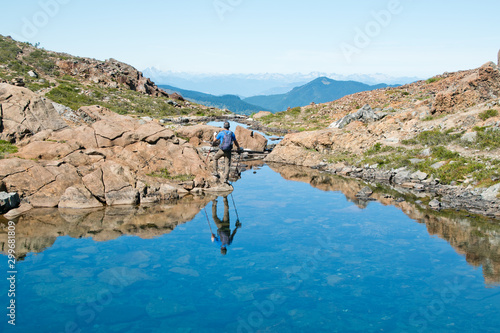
[1,0,499,78]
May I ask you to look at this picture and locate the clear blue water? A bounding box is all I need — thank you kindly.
[1,165,500,333]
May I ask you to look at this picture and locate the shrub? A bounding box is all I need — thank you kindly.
[478,109,498,121]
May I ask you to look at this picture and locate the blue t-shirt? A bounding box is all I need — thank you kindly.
[216,130,236,149]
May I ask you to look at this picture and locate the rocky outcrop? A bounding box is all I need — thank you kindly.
[55,58,168,97]
[0,85,223,212]
[0,83,68,142]
[432,62,500,114]
[329,104,386,129]
[234,126,267,152]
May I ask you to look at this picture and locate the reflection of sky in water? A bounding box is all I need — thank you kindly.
[1,166,499,332]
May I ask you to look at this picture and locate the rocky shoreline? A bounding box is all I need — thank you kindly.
[307,162,500,219]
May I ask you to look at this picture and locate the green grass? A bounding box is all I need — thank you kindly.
[402,129,462,146]
[0,38,21,63]
[26,49,56,73]
[426,77,443,84]
[478,109,498,121]
[0,140,18,158]
[474,128,500,149]
[146,168,194,181]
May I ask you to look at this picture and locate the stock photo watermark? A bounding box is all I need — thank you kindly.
[56,267,133,333]
[340,0,404,64]
[13,0,72,41]
[6,221,17,326]
[213,0,243,21]
[407,276,468,333]
[236,235,337,333]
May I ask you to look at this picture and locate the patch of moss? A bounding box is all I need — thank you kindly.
[0,140,18,158]
[147,168,194,181]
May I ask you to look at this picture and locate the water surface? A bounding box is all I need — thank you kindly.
[1,164,499,333]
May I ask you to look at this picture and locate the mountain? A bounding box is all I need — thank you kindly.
[243,77,396,112]
[143,68,419,97]
[159,84,268,115]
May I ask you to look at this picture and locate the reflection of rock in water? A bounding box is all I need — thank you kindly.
[0,195,216,259]
[268,162,500,285]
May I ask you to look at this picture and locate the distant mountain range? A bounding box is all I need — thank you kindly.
[244,77,397,112]
[158,85,268,114]
[143,68,420,97]
[160,77,398,114]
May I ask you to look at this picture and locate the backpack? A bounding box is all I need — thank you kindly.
[220,130,233,151]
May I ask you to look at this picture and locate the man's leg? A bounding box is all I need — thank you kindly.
[213,149,224,176]
[223,151,232,183]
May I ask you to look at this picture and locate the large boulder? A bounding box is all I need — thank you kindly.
[0,83,68,142]
[252,111,272,119]
[329,104,385,129]
[58,184,103,209]
[234,126,267,152]
[175,124,221,146]
[0,192,20,213]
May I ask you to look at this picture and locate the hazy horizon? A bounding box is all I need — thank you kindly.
[1,0,499,79]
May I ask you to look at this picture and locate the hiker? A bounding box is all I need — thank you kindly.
[213,121,242,184]
[211,196,241,255]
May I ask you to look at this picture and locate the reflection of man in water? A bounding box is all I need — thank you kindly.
[211,196,241,255]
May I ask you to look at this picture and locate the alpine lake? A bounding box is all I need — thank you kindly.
[1,161,500,333]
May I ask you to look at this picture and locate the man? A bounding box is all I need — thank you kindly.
[213,121,242,184]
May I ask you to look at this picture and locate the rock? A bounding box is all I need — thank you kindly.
[355,186,373,198]
[481,183,500,201]
[58,184,103,209]
[3,202,32,219]
[394,170,410,184]
[252,111,273,119]
[431,161,447,169]
[175,124,221,145]
[204,182,234,194]
[169,92,184,101]
[421,148,431,157]
[329,104,385,129]
[429,199,441,209]
[411,171,428,181]
[0,192,20,213]
[101,161,139,206]
[15,140,81,160]
[235,126,267,152]
[27,70,38,78]
[401,182,418,189]
[461,131,477,143]
[409,158,424,164]
[82,169,105,202]
[0,83,68,142]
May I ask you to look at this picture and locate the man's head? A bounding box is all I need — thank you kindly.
[223,121,230,129]
[220,246,227,255]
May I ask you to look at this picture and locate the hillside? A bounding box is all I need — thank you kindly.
[0,35,224,118]
[159,84,268,115]
[244,77,394,112]
[262,60,500,206]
